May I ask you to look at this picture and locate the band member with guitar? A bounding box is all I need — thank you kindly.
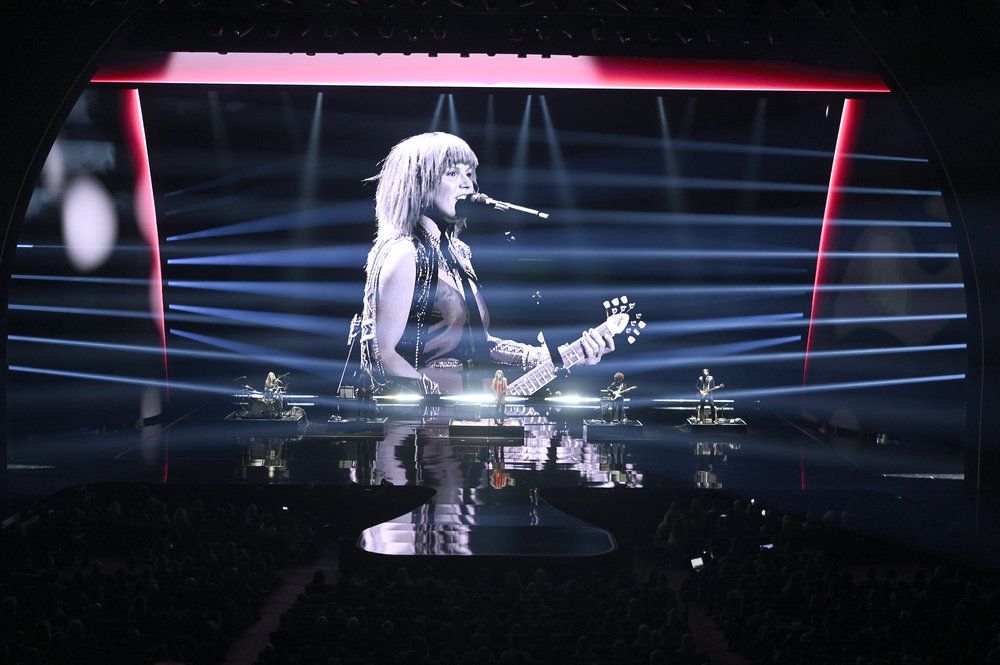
[491,370,508,425]
[603,372,636,423]
[696,368,724,422]
[359,132,614,395]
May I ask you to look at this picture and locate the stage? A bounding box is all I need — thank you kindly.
[5,397,965,557]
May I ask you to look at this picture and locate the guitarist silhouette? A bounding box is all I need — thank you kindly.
[602,372,637,423]
[696,368,724,423]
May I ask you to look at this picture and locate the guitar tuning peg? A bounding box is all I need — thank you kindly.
[611,297,620,307]
[636,313,643,320]
[620,295,629,303]
[611,307,619,315]
[603,300,611,309]
[627,336,636,344]
[628,303,635,310]
[638,320,646,329]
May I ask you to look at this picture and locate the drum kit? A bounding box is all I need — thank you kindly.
[234,373,289,420]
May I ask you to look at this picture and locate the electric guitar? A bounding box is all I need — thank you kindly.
[506,295,644,397]
[604,385,637,401]
[698,383,724,397]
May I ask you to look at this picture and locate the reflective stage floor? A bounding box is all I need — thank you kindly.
[5,402,966,556]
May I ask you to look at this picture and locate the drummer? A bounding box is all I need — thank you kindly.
[264,371,281,393]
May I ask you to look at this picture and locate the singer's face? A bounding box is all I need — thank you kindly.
[427,162,475,221]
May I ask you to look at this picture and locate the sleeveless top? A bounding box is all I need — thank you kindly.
[360,227,480,392]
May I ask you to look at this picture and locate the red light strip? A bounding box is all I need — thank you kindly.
[121,89,169,383]
[93,53,889,93]
[802,98,862,384]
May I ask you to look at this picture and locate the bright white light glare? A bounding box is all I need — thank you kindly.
[374,393,424,402]
[140,386,162,421]
[61,175,118,272]
[41,139,65,195]
[441,393,527,405]
[544,395,602,405]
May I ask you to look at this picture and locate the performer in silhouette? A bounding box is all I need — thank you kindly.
[697,368,718,423]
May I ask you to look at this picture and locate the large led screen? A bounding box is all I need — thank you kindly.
[7,54,967,443]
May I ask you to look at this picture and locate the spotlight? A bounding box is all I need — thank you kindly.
[323,24,338,38]
[616,28,632,44]
[646,28,662,42]
[509,26,526,41]
[430,20,447,40]
[590,23,606,40]
[266,23,281,39]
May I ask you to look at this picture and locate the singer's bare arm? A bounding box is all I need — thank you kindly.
[474,281,614,366]
[374,242,425,382]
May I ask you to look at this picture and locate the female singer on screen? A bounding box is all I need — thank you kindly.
[359,132,613,394]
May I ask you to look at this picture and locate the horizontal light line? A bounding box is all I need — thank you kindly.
[552,210,951,228]
[169,304,347,337]
[170,328,345,376]
[11,274,151,286]
[7,334,244,362]
[478,248,961,261]
[13,244,150,251]
[480,283,964,301]
[644,312,965,336]
[167,280,361,303]
[517,168,941,196]
[167,244,368,267]
[166,199,371,242]
[9,365,234,396]
[726,373,965,399]
[6,304,246,326]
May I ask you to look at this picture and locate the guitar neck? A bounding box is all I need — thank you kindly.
[506,321,614,397]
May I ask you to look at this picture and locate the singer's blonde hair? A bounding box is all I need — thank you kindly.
[370,132,479,239]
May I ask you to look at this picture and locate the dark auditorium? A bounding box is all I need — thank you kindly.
[2,1,1000,663]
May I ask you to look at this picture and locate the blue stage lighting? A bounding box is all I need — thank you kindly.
[12,274,151,286]
[165,200,371,242]
[167,279,361,303]
[724,373,965,400]
[168,304,349,336]
[167,244,368,267]
[170,328,345,377]
[9,364,235,395]
[8,334,243,362]
[548,209,951,229]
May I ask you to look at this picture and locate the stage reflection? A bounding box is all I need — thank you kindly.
[238,408,653,555]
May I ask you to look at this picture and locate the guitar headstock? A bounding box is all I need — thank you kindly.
[603,295,645,344]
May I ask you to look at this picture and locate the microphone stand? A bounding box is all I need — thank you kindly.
[333,314,362,421]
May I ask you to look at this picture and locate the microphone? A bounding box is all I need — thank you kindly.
[458,193,550,219]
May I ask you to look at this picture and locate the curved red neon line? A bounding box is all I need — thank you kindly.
[92,53,889,93]
[121,89,169,383]
[803,98,862,384]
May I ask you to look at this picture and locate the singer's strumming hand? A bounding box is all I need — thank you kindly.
[580,328,615,365]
